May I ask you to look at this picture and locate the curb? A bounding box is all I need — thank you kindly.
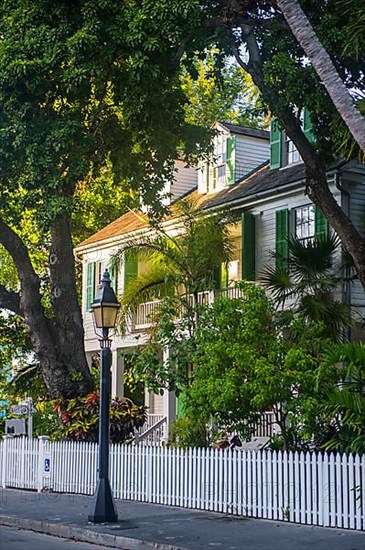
[0,515,189,550]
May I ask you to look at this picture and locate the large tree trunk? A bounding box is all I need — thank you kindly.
[0,218,94,399]
[277,0,365,154]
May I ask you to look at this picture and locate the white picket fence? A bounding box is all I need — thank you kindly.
[0,436,364,531]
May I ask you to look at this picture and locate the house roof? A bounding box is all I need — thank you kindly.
[200,161,303,210]
[199,158,348,211]
[77,209,149,248]
[218,122,269,140]
[76,159,348,251]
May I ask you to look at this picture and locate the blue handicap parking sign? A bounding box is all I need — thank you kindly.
[44,458,50,472]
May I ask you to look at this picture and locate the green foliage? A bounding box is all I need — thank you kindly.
[33,400,61,438]
[116,200,234,329]
[123,295,197,395]
[0,0,208,223]
[169,416,208,448]
[262,235,351,339]
[51,391,147,443]
[188,283,278,433]
[72,163,138,245]
[181,50,266,129]
[318,343,365,453]
[0,313,41,421]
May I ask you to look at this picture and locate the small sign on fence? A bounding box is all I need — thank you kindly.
[44,456,51,477]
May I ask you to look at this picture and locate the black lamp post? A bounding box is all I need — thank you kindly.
[88,269,120,523]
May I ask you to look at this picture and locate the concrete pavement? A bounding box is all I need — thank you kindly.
[0,488,363,550]
[1,525,116,550]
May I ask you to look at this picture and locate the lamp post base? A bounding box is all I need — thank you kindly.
[88,478,118,523]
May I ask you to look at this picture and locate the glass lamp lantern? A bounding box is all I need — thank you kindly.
[92,269,120,331]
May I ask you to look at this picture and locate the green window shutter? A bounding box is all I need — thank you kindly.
[124,250,138,290]
[314,205,329,240]
[303,108,315,143]
[241,212,256,281]
[270,120,282,169]
[275,209,289,271]
[86,262,95,312]
[221,262,228,288]
[109,260,118,293]
[226,135,236,185]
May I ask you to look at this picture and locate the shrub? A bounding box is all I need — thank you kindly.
[51,391,147,443]
[169,416,208,448]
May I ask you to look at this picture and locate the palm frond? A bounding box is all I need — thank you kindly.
[298,297,350,337]
[288,234,340,278]
[120,265,175,318]
[260,265,294,303]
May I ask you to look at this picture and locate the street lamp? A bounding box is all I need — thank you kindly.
[88,269,120,523]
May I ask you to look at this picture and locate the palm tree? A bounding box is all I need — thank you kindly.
[277,0,365,153]
[114,200,234,331]
[261,234,351,338]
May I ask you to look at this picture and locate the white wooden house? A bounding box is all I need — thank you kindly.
[75,120,365,442]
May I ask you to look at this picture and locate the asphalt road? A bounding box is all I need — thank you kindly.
[0,526,114,550]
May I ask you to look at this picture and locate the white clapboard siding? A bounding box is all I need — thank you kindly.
[0,437,364,531]
[235,135,270,180]
[170,161,198,202]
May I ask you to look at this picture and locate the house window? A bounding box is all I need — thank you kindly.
[216,133,226,165]
[217,164,226,187]
[285,111,304,165]
[96,260,108,287]
[286,137,301,165]
[295,205,315,241]
[207,132,227,193]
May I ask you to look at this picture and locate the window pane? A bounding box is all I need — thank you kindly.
[295,205,315,240]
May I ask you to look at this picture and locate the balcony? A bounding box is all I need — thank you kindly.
[131,285,247,331]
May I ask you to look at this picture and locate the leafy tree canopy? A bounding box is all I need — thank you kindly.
[181,50,266,129]
[0,0,205,220]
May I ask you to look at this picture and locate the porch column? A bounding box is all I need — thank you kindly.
[162,347,177,441]
[111,349,124,398]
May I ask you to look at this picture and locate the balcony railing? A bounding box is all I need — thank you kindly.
[133,300,161,330]
[131,285,248,331]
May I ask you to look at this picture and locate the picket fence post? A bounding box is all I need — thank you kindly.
[1,435,13,488]
[37,436,50,493]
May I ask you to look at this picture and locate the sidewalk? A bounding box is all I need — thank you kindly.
[0,488,363,550]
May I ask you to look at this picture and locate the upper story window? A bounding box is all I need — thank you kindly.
[215,133,226,165]
[295,205,315,241]
[198,129,236,194]
[285,110,304,166]
[208,164,226,192]
[270,108,313,170]
[208,133,227,192]
[285,136,301,165]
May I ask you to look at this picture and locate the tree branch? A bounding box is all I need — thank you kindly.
[0,218,55,352]
[0,285,23,316]
[0,219,41,289]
